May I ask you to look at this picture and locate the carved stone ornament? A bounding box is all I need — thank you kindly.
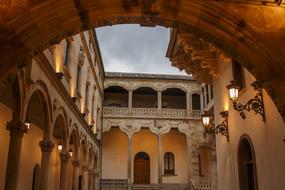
[60,152,70,163]
[72,160,81,167]
[6,121,29,137]
[82,166,89,172]
[39,140,55,153]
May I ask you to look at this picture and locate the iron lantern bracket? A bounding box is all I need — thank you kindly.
[205,111,229,141]
[232,81,265,121]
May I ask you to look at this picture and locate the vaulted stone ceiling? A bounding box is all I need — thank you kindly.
[0,0,285,120]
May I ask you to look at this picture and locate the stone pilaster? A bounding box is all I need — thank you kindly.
[39,140,54,190]
[158,134,162,189]
[5,121,29,190]
[128,136,132,190]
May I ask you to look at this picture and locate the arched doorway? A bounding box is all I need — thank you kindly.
[238,136,258,190]
[134,152,150,184]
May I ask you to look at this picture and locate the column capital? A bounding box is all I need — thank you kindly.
[39,140,54,153]
[89,169,95,175]
[6,121,28,137]
[59,152,70,163]
[82,165,89,172]
[72,160,81,167]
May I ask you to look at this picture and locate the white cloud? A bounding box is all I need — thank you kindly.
[96,24,186,75]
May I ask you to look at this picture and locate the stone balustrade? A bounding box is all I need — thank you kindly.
[103,107,201,119]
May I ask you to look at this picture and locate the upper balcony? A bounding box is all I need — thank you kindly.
[103,85,202,120]
[103,107,201,120]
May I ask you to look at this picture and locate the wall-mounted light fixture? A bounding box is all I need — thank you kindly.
[56,72,64,80]
[201,111,229,141]
[71,97,77,102]
[57,142,63,151]
[69,148,73,157]
[227,80,265,121]
[24,118,31,130]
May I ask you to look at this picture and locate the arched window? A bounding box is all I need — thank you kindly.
[164,152,175,174]
[238,136,258,190]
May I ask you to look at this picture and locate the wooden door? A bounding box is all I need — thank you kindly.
[134,152,150,184]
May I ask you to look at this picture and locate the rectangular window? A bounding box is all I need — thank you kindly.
[232,60,245,90]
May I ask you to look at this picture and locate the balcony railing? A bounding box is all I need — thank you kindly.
[103,107,201,119]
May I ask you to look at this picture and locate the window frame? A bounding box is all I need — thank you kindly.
[164,152,175,175]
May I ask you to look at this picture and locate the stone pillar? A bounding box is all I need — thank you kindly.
[60,152,70,190]
[39,140,55,190]
[72,160,81,190]
[186,134,193,184]
[158,91,162,109]
[128,91,133,109]
[82,165,89,190]
[158,134,162,189]
[186,92,191,116]
[127,136,132,190]
[5,121,28,190]
[88,169,95,190]
[200,88,204,110]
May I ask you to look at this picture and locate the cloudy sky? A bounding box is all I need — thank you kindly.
[96,24,186,75]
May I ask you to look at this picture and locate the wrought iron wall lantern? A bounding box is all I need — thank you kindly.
[201,111,229,141]
[226,80,265,121]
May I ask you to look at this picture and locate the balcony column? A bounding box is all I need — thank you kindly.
[5,121,28,190]
[72,160,80,190]
[39,140,55,190]
[200,89,204,110]
[208,85,212,101]
[186,92,192,116]
[127,134,132,190]
[128,90,133,108]
[158,91,162,109]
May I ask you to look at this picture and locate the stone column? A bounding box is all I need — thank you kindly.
[200,89,204,110]
[88,169,95,190]
[186,134,193,184]
[128,91,133,109]
[72,160,81,190]
[127,136,132,190]
[5,121,28,190]
[158,134,162,189]
[59,152,70,190]
[39,140,55,190]
[186,92,191,116]
[158,91,162,109]
[82,165,89,190]
[208,85,212,101]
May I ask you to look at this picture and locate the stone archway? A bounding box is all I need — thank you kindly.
[0,0,285,119]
